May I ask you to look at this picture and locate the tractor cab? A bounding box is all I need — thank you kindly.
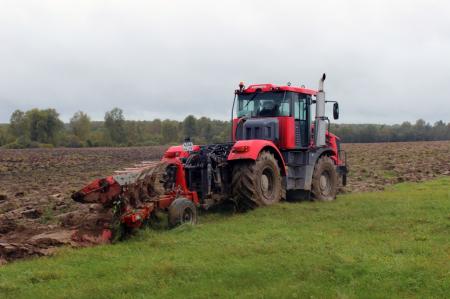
[233,84,317,149]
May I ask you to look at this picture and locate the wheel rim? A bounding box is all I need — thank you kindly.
[182,208,194,224]
[319,171,331,196]
[260,167,275,200]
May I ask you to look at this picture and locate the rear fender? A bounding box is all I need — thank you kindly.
[325,132,342,165]
[227,140,286,176]
[163,144,201,159]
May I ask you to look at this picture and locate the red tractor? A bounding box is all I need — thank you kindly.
[72,73,347,236]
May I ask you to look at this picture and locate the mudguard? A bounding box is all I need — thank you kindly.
[227,140,287,175]
[164,145,201,158]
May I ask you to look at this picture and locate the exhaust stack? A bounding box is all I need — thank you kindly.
[314,73,327,147]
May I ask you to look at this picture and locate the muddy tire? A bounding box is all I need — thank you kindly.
[311,156,338,201]
[231,151,283,210]
[168,198,198,228]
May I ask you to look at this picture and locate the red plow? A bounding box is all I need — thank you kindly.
[71,152,201,241]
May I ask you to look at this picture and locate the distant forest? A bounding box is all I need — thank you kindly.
[0,108,449,148]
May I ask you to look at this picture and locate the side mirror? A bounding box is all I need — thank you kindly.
[333,102,339,120]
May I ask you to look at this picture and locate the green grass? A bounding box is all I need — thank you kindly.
[1,178,449,299]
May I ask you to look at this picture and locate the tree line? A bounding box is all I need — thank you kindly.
[0,108,449,148]
[331,120,450,143]
[0,108,230,148]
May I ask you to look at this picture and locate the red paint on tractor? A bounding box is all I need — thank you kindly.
[243,83,317,96]
[325,132,344,166]
[228,140,287,175]
[164,145,201,158]
[162,152,200,205]
[233,116,296,149]
[277,117,296,149]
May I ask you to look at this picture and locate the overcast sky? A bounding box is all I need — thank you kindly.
[1,0,449,124]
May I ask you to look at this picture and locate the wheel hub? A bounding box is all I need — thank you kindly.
[260,168,275,199]
[182,208,193,223]
[319,172,331,195]
[261,174,269,192]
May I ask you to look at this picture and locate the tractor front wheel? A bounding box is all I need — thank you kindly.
[168,198,198,228]
[311,156,338,201]
[231,151,283,211]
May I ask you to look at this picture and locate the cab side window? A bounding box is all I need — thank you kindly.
[293,95,307,120]
[278,100,290,116]
[294,97,300,119]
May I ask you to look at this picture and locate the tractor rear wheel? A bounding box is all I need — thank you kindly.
[311,156,338,201]
[168,198,198,228]
[231,151,282,211]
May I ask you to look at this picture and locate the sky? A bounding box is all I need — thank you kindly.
[0,0,449,124]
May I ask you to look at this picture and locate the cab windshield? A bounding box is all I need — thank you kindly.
[237,91,289,118]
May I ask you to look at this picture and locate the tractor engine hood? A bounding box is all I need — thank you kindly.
[235,117,279,143]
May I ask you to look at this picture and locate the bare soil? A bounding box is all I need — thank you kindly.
[0,146,167,264]
[0,141,449,264]
[342,141,450,192]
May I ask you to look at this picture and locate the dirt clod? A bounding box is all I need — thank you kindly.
[29,231,74,247]
[21,208,42,219]
[0,218,17,234]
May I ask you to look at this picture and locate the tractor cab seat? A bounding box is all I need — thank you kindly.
[259,100,277,117]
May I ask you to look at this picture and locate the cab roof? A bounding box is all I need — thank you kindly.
[242,83,317,96]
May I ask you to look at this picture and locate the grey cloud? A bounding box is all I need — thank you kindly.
[0,0,449,124]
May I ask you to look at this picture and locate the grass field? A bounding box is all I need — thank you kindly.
[0,177,449,298]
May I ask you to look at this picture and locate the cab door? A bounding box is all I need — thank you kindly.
[293,94,310,147]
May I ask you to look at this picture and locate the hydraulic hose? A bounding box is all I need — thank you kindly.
[230,93,237,141]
